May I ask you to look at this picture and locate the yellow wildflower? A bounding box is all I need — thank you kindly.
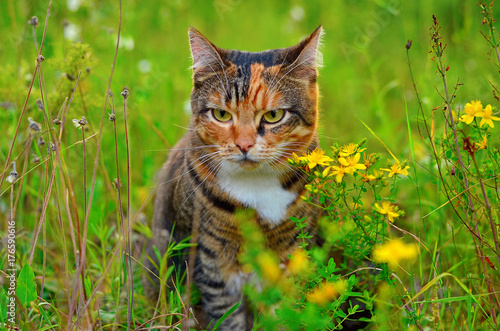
[287,248,310,275]
[373,201,400,223]
[256,252,282,283]
[475,135,488,150]
[307,280,347,306]
[289,152,301,165]
[459,100,482,124]
[360,173,377,182]
[381,162,409,177]
[321,166,331,178]
[339,143,366,157]
[338,153,366,174]
[476,104,500,128]
[372,238,418,269]
[363,153,378,168]
[372,169,385,180]
[330,166,348,183]
[299,148,333,169]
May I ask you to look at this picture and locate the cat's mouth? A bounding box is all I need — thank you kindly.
[233,157,258,170]
[231,154,261,170]
[226,152,263,170]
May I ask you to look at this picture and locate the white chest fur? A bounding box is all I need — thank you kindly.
[218,168,297,224]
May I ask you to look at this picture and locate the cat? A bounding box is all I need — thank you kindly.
[144,26,323,330]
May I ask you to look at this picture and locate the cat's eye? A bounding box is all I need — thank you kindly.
[212,109,232,122]
[262,109,285,124]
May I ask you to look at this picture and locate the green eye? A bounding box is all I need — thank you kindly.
[263,109,284,123]
[213,109,232,122]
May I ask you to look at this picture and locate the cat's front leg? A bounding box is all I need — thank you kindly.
[194,254,248,330]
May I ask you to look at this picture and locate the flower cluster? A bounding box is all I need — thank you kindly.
[459,100,500,128]
[380,162,409,177]
[286,248,310,275]
[291,148,332,169]
[372,238,418,269]
[307,280,347,306]
[290,141,410,184]
[256,251,282,283]
[373,201,402,223]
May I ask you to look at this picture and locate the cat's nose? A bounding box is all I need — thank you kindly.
[235,139,255,153]
[235,127,256,153]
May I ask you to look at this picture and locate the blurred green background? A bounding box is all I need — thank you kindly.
[1,0,499,234]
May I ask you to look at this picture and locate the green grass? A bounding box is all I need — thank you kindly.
[0,0,499,330]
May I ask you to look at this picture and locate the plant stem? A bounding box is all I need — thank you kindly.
[121,89,134,328]
[471,153,500,266]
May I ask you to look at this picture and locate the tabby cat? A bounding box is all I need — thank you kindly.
[144,26,323,330]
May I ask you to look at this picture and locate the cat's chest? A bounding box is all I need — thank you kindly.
[217,172,297,224]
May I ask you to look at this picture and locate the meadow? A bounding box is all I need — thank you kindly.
[0,0,499,329]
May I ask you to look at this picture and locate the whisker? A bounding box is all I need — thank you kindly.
[172,124,196,131]
[177,156,226,213]
[153,150,222,189]
[148,145,219,153]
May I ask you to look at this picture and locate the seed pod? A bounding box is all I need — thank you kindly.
[28,117,42,132]
[29,16,39,27]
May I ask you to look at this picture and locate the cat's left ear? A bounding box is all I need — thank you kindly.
[188,27,227,72]
[283,26,323,77]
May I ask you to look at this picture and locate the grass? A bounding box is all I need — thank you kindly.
[0,0,499,330]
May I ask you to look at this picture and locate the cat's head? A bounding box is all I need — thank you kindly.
[189,26,323,173]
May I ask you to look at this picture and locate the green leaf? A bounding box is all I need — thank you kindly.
[0,288,7,322]
[326,258,337,274]
[16,263,37,308]
[348,304,359,315]
[84,275,92,298]
[337,309,347,318]
[38,326,61,331]
[213,300,242,330]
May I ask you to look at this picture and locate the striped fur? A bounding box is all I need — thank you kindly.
[144,26,323,330]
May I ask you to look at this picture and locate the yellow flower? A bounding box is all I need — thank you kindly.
[476,104,500,128]
[459,100,482,124]
[289,152,301,165]
[372,169,385,180]
[307,280,347,306]
[299,148,333,169]
[475,135,488,150]
[360,173,377,182]
[373,201,400,223]
[256,252,282,283]
[372,238,418,269]
[381,162,409,177]
[338,153,366,174]
[287,248,310,275]
[330,166,348,183]
[321,166,331,178]
[339,143,366,157]
[363,153,378,168]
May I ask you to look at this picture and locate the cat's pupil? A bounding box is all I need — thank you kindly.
[220,110,226,117]
[269,111,276,118]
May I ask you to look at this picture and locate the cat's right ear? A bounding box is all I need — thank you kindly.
[188,27,227,72]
